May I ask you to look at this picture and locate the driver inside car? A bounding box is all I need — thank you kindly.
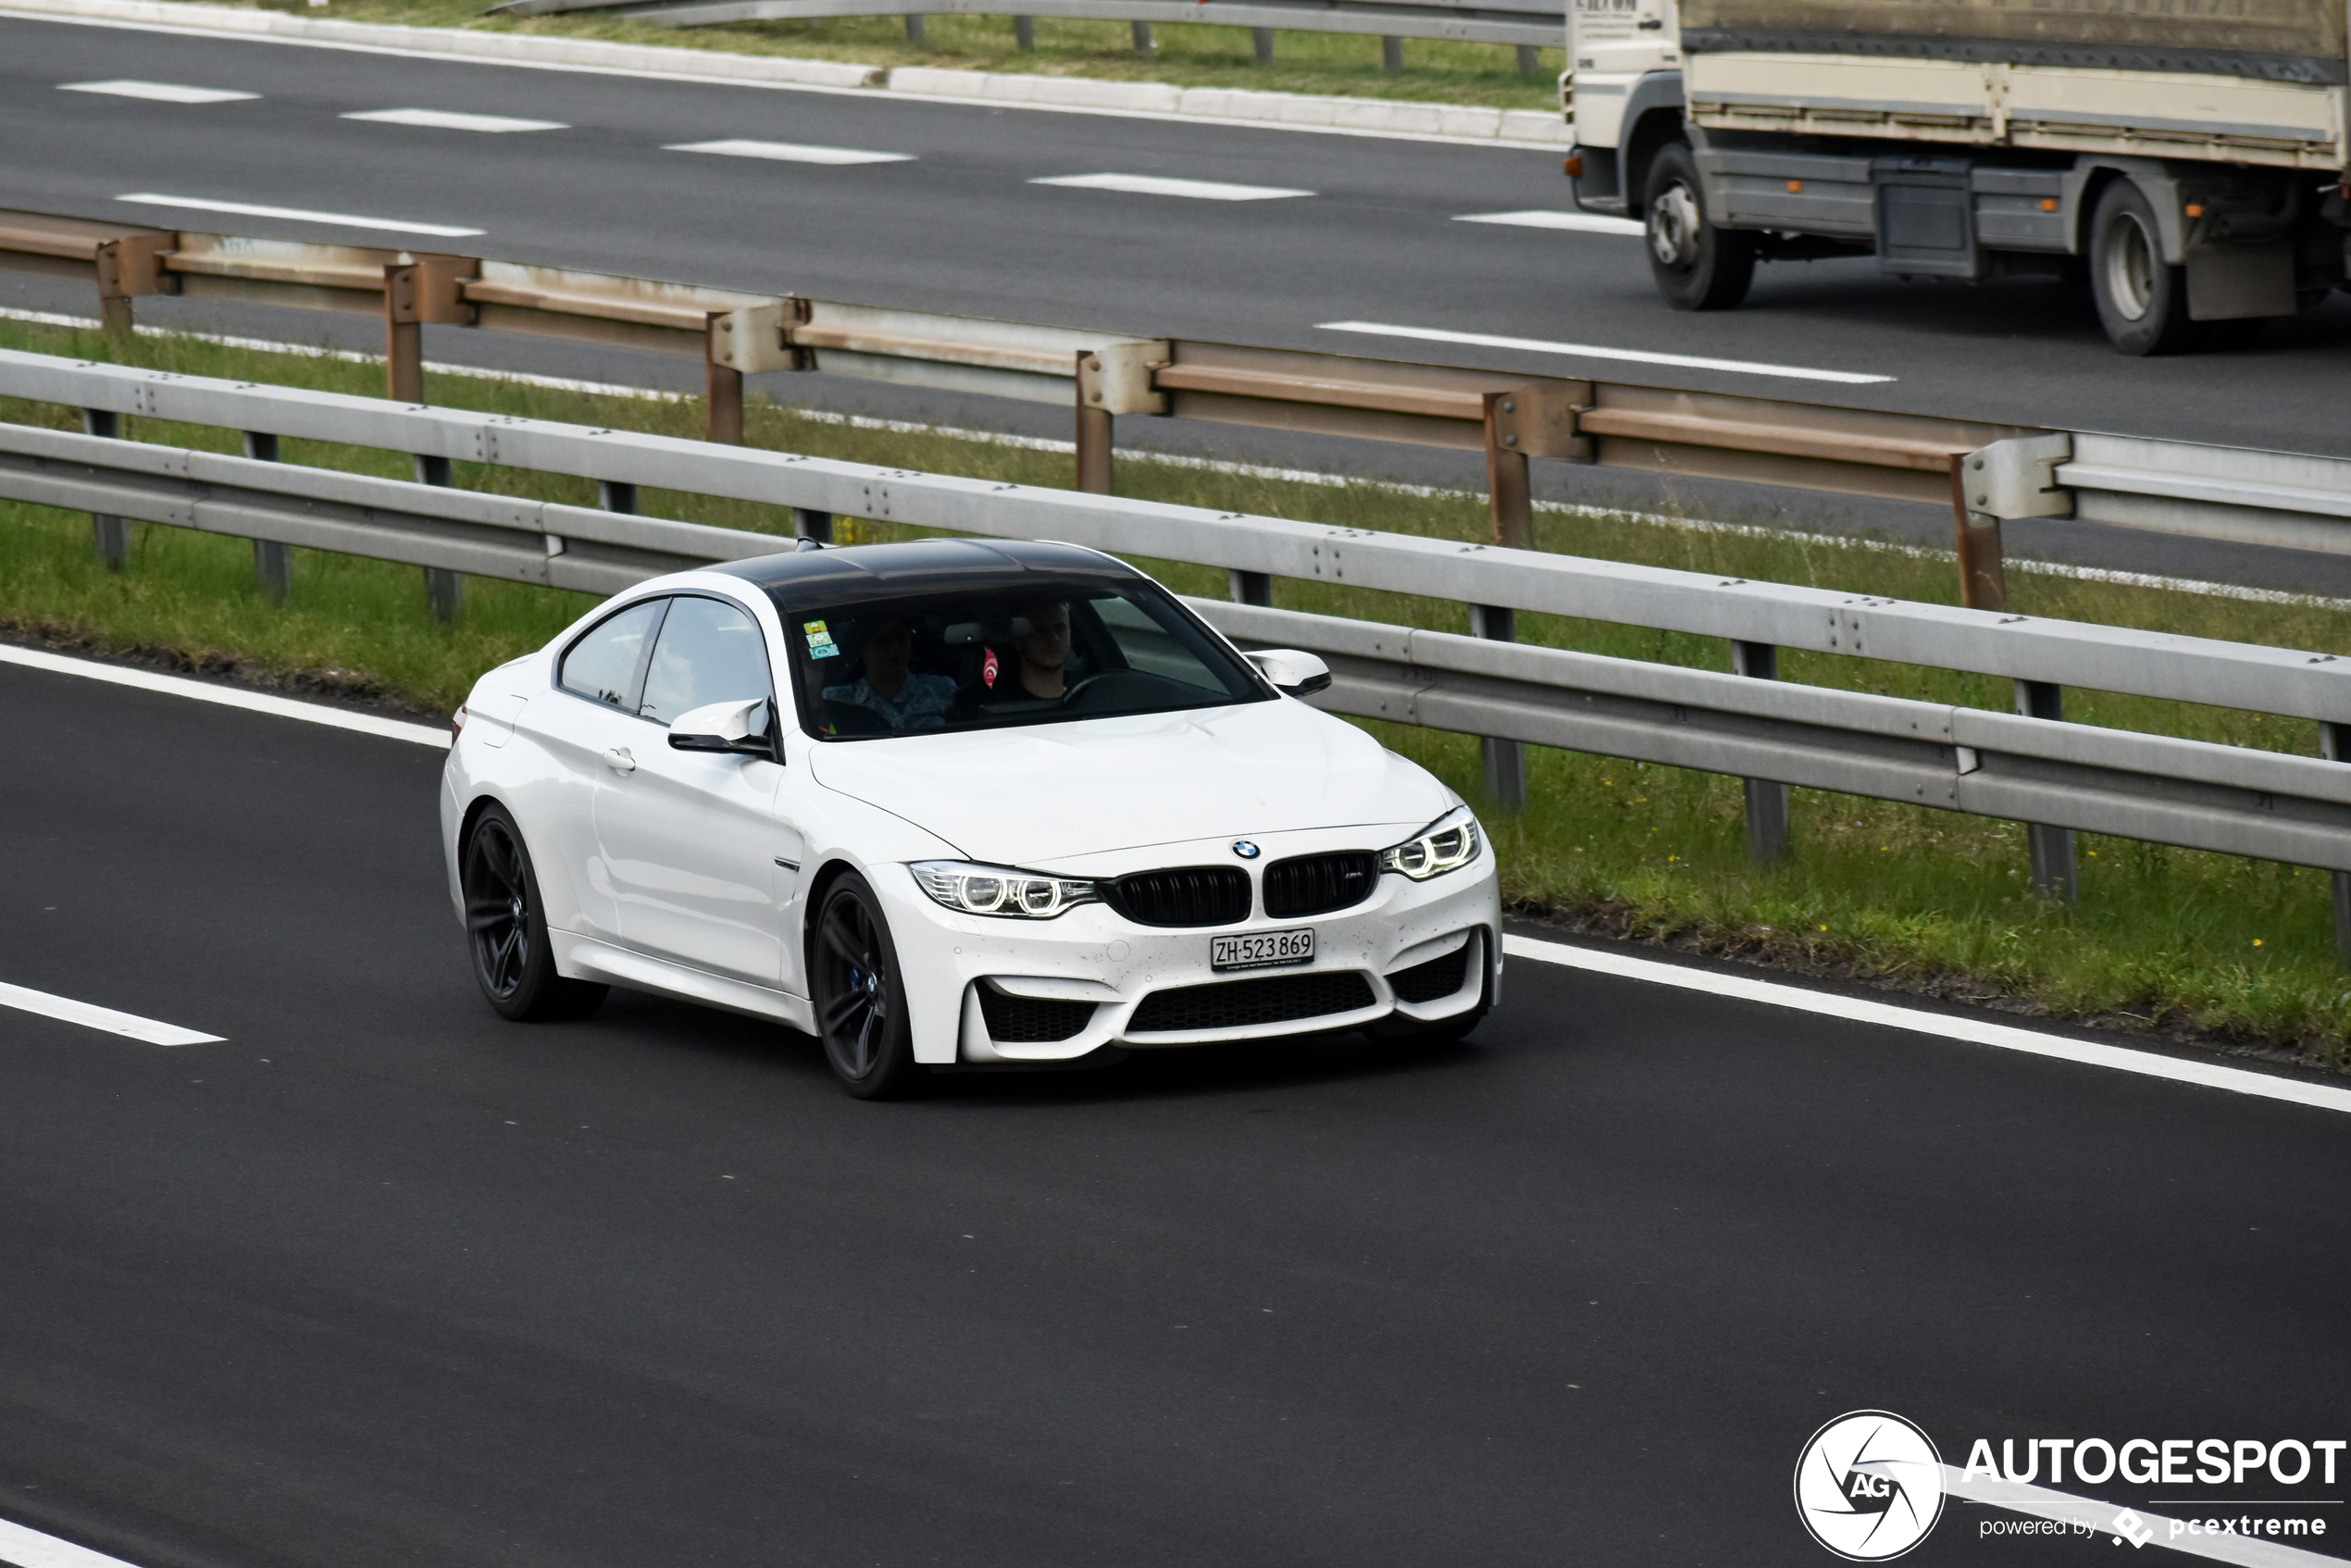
[973,599,1075,704]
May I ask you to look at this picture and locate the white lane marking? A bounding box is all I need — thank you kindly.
[113,193,484,238]
[1317,320,1896,385]
[57,78,256,104]
[0,1517,154,1568]
[0,644,451,750]
[1455,208,1645,236]
[1943,1465,2344,1566]
[665,138,912,165]
[1504,934,2351,1118]
[1030,172,1314,201]
[0,981,222,1048]
[342,106,567,132]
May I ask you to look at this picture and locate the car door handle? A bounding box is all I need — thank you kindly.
[603,746,636,775]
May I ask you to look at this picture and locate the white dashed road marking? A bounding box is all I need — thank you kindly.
[57,79,256,104]
[665,138,913,165]
[342,107,568,132]
[113,193,485,238]
[1030,172,1313,201]
[1454,208,1645,237]
[0,981,222,1048]
[1315,320,1896,385]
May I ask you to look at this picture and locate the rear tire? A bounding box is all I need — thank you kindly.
[811,873,927,1100]
[462,804,607,1022]
[2090,180,2196,355]
[1644,142,1756,311]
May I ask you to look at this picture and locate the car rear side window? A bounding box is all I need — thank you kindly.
[639,595,772,726]
[558,598,666,710]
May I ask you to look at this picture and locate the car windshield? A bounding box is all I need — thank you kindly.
[781,582,1266,740]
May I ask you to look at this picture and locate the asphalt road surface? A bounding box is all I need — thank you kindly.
[4,652,2348,1566]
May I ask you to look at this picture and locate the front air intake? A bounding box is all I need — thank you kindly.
[1127,971,1376,1034]
[1102,865,1251,927]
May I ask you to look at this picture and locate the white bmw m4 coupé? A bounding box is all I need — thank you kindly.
[442,539,1500,1097]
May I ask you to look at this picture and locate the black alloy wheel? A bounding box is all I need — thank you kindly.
[811,873,925,1099]
[461,804,607,1021]
[1643,141,1757,311]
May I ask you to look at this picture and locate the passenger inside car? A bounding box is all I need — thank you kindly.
[968,599,1077,706]
[821,617,956,731]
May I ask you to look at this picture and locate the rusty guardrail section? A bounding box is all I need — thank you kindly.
[0,204,2043,613]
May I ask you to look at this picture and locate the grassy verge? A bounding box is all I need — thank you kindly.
[172,0,1564,110]
[6,314,2348,1062]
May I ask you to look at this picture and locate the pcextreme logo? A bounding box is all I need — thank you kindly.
[1795,1411,1947,1561]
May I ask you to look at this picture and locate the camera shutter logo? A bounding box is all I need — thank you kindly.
[1794,1411,1946,1560]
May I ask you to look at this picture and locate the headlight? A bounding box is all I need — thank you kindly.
[1380,806,1482,880]
[910,861,1099,919]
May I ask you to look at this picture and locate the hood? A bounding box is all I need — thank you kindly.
[807,700,1451,865]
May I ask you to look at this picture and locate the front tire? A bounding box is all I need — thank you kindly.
[811,873,926,1100]
[2090,179,2196,355]
[1644,142,1756,311]
[462,804,607,1022]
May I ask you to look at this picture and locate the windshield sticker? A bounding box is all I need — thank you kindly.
[803,620,840,659]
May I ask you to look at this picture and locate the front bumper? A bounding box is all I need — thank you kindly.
[875,826,1502,1065]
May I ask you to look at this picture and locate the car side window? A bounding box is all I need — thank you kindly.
[558,598,667,711]
[639,595,774,726]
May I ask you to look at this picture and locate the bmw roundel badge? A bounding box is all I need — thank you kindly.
[1232,840,1261,859]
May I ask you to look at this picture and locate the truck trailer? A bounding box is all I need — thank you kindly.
[1562,0,2351,352]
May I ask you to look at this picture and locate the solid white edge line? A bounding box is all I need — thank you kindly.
[1942,1465,2346,1566]
[1503,935,2351,1117]
[0,644,452,750]
[0,1518,154,1568]
[0,981,221,1048]
[0,8,1569,151]
[1315,320,1896,385]
[114,193,484,238]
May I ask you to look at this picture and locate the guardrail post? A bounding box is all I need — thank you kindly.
[904,13,926,43]
[410,454,463,622]
[1948,459,2006,612]
[793,508,834,544]
[1076,351,1113,494]
[2321,721,2351,966]
[1483,392,1534,550]
[1229,570,1273,606]
[1516,44,1540,75]
[1732,640,1790,865]
[1131,20,1153,51]
[1252,28,1275,64]
[93,235,176,347]
[597,480,637,515]
[705,315,745,446]
[81,409,129,571]
[382,256,478,408]
[2014,679,2077,903]
[243,432,292,604]
[1013,15,1033,48]
[1382,36,1403,70]
[1470,604,1527,813]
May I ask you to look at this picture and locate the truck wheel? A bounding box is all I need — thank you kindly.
[1644,143,1755,311]
[2090,180,2195,355]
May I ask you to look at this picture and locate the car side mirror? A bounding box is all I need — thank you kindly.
[1244,649,1333,698]
[668,697,782,763]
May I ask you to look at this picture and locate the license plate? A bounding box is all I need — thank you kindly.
[1212,927,1315,971]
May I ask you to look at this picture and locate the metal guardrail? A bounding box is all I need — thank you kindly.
[486,0,1561,53]
[7,348,2351,940]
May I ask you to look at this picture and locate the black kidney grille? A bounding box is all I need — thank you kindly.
[1104,865,1251,927]
[1387,941,1473,1004]
[1261,851,1379,918]
[1127,970,1376,1034]
[978,987,1096,1043]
